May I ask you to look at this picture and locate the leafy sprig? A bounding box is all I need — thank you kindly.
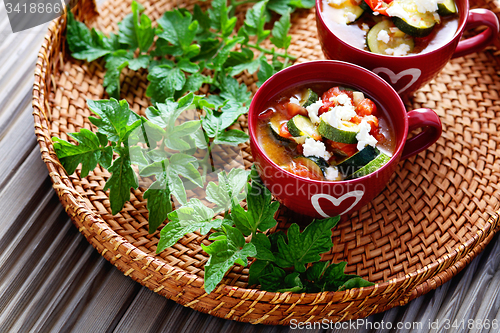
[56,0,375,295]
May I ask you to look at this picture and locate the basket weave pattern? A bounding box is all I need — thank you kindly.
[32,0,500,324]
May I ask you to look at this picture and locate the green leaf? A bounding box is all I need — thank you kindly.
[66,11,116,62]
[52,129,112,177]
[205,168,249,213]
[270,9,292,50]
[146,65,186,104]
[202,225,256,293]
[157,199,221,252]
[193,4,211,33]
[257,57,276,87]
[244,1,270,43]
[87,98,141,143]
[157,10,199,55]
[274,216,341,272]
[267,0,293,15]
[177,59,200,74]
[169,153,203,187]
[278,272,304,292]
[218,75,252,106]
[258,265,286,292]
[128,54,151,70]
[248,259,271,286]
[289,0,315,8]
[104,147,138,215]
[146,93,194,129]
[144,177,172,233]
[208,37,244,72]
[338,277,375,291]
[213,129,249,146]
[118,0,155,52]
[103,51,132,98]
[207,0,235,36]
[251,233,276,261]
[201,101,248,138]
[231,173,279,236]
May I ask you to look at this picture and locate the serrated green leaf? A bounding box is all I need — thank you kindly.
[144,177,172,233]
[103,51,132,98]
[278,272,304,292]
[270,9,292,50]
[202,225,256,293]
[52,129,112,177]
[205,168,249,213]
[251,233,276,261]
[267,0,293,15]
[128,54,151,70]
[258,265,285,292]
[208,37,244,72]
[66,11,116,62]
[244,1,270,43]
[257,57,276,87]
[87,98,141,143]
[338,277,375,291]
[157,199,221,253]
[231,173,279,236]
[274,216,340,272]
[289,0,315,8]
[157,10,198,55]
[213,129,249,146]
[118,0,155,52]
[146,65,186,104]
[248,259,271,286]
[104,147,138,215]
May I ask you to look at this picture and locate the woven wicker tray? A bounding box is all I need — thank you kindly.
[32,0,500,325]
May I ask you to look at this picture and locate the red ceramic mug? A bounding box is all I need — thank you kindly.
[316,0,500,98]
[248,61,442,218]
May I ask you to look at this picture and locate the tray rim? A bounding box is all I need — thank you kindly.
[31,0,500,325]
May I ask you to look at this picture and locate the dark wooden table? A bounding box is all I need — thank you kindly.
[2,5,500,333]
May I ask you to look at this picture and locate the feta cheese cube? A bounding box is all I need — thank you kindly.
[377,29,390,44]
[302,138,332,160]
[306,99,323,124]
[325,166,340,181]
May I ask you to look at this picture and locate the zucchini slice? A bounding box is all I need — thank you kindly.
[294,156,329,177]
[269,116,306,144]
[301,89,319,108]
[327,0,364,24]
[388,0,438,37]
[318,119,359,144]
[337,145,379,177]
[348,152,390,179]
[438,0,457,16]
[287,115,320,139]
[366,20,414,55]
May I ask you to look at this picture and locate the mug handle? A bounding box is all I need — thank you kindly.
[452,9,500,59]
[401,108,442,160]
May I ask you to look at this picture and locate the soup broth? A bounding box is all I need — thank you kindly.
[320,0,459,56]
[256,82,396,181]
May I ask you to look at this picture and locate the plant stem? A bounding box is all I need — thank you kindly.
[247,43,297,60]
[231,0,259,6]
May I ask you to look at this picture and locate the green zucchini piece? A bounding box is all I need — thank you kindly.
[287,115,320,138]
[327,0,364,24]
[294,156,328,177]
[301,89,319,108]
[389,0,437,38]
[337,145,379,177]
[348,152,390,179]
[269,117,306,144]
[269,117,290,142]
[438,0,457,16]
[318,119,359,144]
[366,20,414,55]
[359,0,373,13]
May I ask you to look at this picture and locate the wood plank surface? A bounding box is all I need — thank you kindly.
[1,3,500,333]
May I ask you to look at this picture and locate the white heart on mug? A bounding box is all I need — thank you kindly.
[372,67,421,95]
[311,191,365,218]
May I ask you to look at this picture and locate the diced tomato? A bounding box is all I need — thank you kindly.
[350,115,362,124]
[286,102,308,118]
[318,100,335,115]
[279,122,293,139]
[284,163,323,181]
[371,127,386,143]
[296,144,304,155]
[356,98,377,116]
[258,108,274,120]
[325,140,358,157]
[322,87,353,103]
[364,0,391,15]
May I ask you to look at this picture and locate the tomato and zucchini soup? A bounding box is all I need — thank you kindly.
[256,84,396,181]
[320,0,459,56]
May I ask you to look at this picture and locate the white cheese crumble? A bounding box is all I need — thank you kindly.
[321,94,357,128]
[289,96,301,105]
[306,99,323,124]
[302,138,332,160]
[325,166,340,181]
[377,29,390,44]
[355,118,378,151]
[414,0,440,13]
[385,43,411,56]
[345,12,357,23]
[386,2,410,20]
[361,23,370,31]
[327,0,345,5]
